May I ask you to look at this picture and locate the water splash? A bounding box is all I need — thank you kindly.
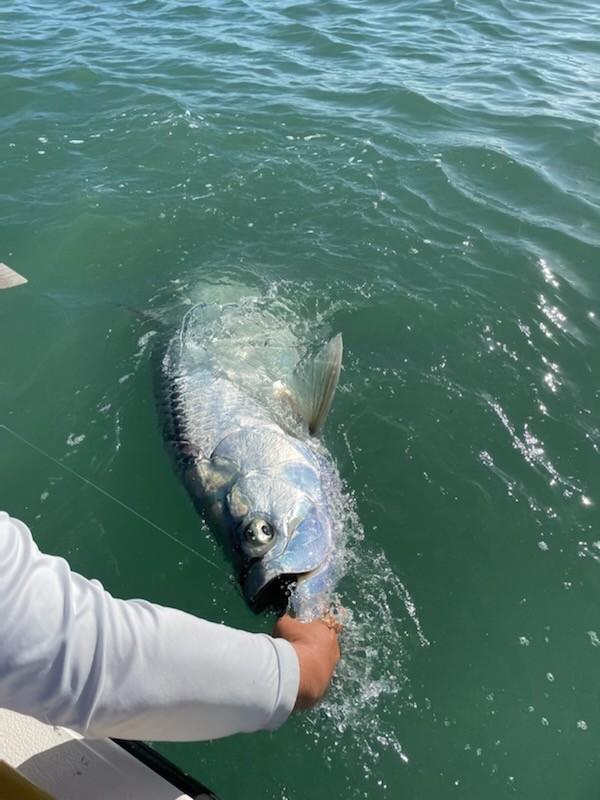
[303,538,424,777]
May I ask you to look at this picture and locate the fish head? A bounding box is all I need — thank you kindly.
[225,468,335,614]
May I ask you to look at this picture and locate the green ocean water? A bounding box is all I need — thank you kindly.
[1,1,599,797]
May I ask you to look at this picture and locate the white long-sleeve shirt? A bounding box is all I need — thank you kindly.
[0,511,299,741]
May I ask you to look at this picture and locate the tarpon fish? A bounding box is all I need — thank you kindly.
[157,301,344,618]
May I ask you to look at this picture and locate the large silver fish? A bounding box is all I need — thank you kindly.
[157,300,344,618]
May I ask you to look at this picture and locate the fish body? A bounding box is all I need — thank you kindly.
[158,301,343,618]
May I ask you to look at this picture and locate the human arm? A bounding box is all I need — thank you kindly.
[0,511,299,741]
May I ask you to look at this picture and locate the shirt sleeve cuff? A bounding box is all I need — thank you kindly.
[263,636,300,730]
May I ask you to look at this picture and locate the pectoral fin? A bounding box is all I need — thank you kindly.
[292,334,343,436]
[226,483,252,520]
[186,456,239,497]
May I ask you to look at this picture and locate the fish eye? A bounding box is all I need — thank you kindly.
[244,518,274,548]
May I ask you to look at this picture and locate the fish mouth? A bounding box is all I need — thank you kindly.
[244,559,333,615]
[248,573,300,614]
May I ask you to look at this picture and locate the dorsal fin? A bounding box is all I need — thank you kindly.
[294,334,343,436]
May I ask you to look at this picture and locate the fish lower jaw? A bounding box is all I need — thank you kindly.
[246,564,326,616]
[247,572,300,615]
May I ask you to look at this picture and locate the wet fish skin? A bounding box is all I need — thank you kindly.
[158,306,343,619]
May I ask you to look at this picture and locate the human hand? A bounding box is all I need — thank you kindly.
[272,615,341,710]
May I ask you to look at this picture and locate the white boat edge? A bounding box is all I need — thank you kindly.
[0,708,217,799]
[0,263,28,290]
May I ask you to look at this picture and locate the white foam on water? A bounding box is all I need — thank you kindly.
[307,530,427,763]
[66,432,86,447]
